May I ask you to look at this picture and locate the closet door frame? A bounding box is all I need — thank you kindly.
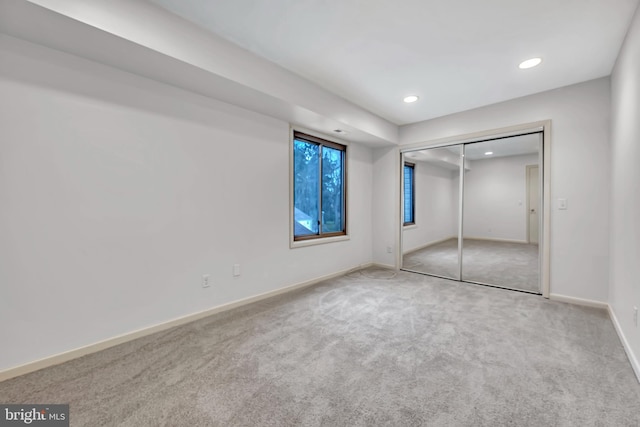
[398,120,551,298]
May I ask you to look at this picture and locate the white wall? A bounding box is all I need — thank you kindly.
[610,4,640,376]
[0,36,374,372]
[395,78,611,302]
[464,154,539,242]
[1,0,397,146]
[403,161,457,252]
[372,147,398,267]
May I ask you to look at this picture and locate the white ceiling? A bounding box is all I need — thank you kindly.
[148,0,639,125]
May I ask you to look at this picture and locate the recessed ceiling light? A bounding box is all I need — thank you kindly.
[484,151,493,156]
[518,58,542,69]
[333,129,347,134]
[403,95,419,103]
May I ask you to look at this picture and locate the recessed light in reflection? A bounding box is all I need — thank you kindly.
[519,58,542,69]
[485,151,493,156]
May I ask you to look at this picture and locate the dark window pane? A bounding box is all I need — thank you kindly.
[292,132,347,241]
[321,146,344,233]
[294,139,319,236]
[404,164,414,224]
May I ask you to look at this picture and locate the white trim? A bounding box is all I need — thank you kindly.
[400,123,545,152]
[608,305,640,383]
[548,293,609,309]
[541,122,551,298]
[0,265,363,383]
[371,262,396,270]
[543,296,639,383]
[3,269,638,388]
[291,234,350,248]
[462,236,529,244]
[399,152,406,270]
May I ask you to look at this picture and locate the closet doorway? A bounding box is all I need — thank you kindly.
[401,131,544,294]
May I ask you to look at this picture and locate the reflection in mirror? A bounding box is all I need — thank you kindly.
[402,146,462,280]
[461,133,541,293]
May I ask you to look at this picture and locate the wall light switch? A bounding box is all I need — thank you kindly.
[558,198,568,210]
[233,264,241,277]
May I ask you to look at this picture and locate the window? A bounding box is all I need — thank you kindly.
[404,162,415,225]
[293,131,346,241]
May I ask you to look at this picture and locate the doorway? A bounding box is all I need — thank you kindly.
[400,131,544,294]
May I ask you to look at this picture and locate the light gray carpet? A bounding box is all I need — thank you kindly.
[403,238,539,293]
[1,268,639,426]
[403,238,460,280]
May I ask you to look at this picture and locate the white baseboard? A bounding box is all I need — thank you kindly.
[0,264,364,383]
[608,305,640,383]
[548,293,609,309]
[5,271,637,388]
[371,262,396,270]
[464,236,530,244]
[546,295,638,383]
[403,236,531,255]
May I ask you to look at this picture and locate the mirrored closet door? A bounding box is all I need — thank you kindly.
[401,145,462,281]
[401,133,543,294]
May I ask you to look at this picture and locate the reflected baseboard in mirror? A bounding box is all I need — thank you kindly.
[402,238,540,294]
[461,238,539,293]
[402,237,459,280]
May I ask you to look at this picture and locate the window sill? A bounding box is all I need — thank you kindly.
[290,234,350,249]
[403,224,417,230]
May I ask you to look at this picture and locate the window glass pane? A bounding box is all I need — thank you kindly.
[293,139,319,236]
[321,146,344,233]
[404,164,414,224]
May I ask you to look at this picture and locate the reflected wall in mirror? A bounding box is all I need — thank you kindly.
[402,146,462,280]
[461,133,541,292]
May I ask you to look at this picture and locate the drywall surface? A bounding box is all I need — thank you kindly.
[403,161,457,252]
[372,147,398,267]
[399,78,611,302]
[3,0,397,145]
[464,154,539,242]
[610,3,640,377]
[0,36,374,371]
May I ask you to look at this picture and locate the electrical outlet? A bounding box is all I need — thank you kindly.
[558,198,568,210]
[386,246,393,254]
[634,306,638,327]
[202,274,210,288]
